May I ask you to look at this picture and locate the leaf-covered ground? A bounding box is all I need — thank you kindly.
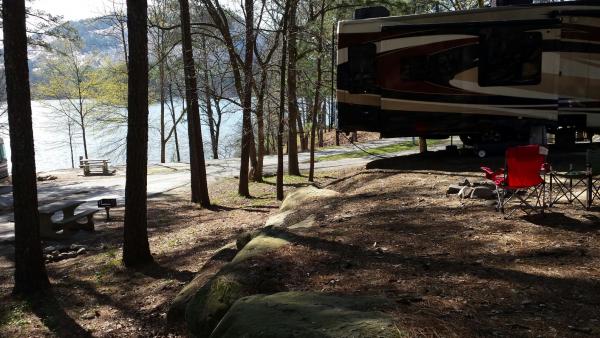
[1,149,599,337]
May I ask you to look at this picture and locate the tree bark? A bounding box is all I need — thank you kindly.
[179,0,211,206]
[297,110,308,152]
[200,37,219,160]
[123,0,153,267]
[238,0,255,196]
[253,72,267,180]
[318,100,326,147]
[309,1,325,182]
[159,31,166,163]
[68,121,75,168]
[419,137,428,153]
[277,0,290,200]
[3,0,51,294]
[286,0,301,176]
[168,83,181,162]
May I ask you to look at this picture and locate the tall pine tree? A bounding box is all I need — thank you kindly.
[3,0,51,294]
[123,0,154,267]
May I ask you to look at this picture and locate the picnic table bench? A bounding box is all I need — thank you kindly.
[79,157,113,176]
[38,200,99,239]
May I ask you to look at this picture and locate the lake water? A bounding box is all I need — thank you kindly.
[2,100,242,173]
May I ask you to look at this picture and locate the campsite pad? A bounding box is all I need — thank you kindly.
[210,291,400,338]
[184,151,600,337]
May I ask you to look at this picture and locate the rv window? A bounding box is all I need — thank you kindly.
[348,43,377,93]
[478,29,542,87]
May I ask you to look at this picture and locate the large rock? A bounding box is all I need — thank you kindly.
[185,230,291,336]
[231,233,289,264]
[280,186,340,212]
[264,210,295,228]
[168,242,238,323]
[210,291,401,338]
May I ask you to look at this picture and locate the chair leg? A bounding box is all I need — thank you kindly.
[588,175,593,210]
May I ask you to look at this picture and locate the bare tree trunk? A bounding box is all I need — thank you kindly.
[3,0,50,294]
[159,37,166,163]
[309,1,325,182]
[123,0,153,267]
[318,100,326,147]
[297,112,308,152]
[179,0,210,206]
[75,70,89,159]
[287,0,301,175]
[68,121,75,168]
[249,130,260,182]
[200,37,218,159]
[168,83,181,162]
[238,0,255,196]
[252,71,268,181]
[277,0,290,200]
[80,115,89,159]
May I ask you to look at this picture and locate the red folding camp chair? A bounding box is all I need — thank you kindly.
[481,145,548,217]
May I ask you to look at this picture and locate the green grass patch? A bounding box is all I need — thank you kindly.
[0,301,31,329]
[94,247,123,283]
[315,139,445,162]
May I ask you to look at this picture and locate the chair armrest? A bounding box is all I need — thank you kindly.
[481,167,504,181]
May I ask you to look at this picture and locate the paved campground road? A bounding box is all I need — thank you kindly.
[0,137,446,242]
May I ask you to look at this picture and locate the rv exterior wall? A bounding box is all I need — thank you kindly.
[336,2,600,141]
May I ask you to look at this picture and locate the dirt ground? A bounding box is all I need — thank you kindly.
[1,148,599,337]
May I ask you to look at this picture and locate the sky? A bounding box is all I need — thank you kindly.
[31,0,112,20]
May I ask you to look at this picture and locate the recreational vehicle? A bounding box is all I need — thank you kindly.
[336,1,600,147]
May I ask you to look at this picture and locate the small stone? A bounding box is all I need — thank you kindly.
[43,246,57,253]
[470,186,496,200]
[58,252,77,260]
[568,326,592,334]
[458,186,473,199]
[458,178,470,186]
[446,185,462,194]
[70,244,85,250]
[81,312,96,320]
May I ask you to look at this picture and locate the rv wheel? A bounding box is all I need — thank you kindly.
[477,149,487,158]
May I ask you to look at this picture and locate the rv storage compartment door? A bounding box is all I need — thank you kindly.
[559,14,600,129]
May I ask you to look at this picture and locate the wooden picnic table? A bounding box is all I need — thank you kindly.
[79,157,113,176]
[39,200,98,239]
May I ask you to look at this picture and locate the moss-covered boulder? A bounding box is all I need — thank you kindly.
[264,210,296,227]
[231,233,289,264]
[280,186,340,212]
[167,242,238,323]
[210,291,402,338]
[185,230,292,337]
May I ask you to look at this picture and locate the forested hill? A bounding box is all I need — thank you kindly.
[27,18,124,86]
[69,19,120,54]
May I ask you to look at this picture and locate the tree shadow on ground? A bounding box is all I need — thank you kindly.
[522,212,600,233]
[207,204,277,213]
[136,261,195,283]
[26,291,91,338]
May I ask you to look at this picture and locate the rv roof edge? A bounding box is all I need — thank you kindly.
[495,0,533,6]
[354,6,390,20]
